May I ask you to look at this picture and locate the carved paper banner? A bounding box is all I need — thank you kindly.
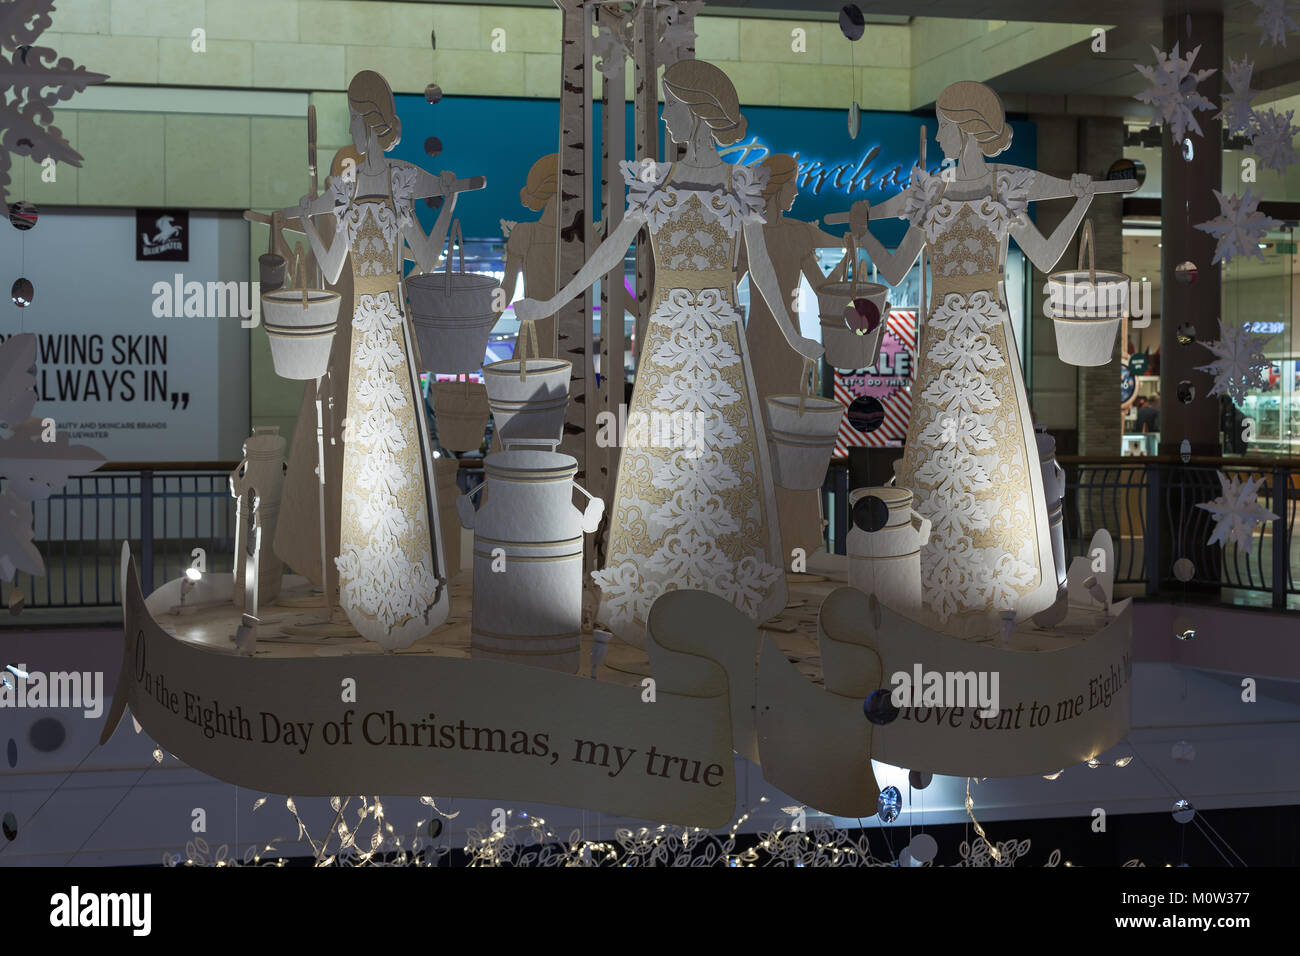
[107,558,1131,825]
[108,555,735,827]
[820,587,1133,778]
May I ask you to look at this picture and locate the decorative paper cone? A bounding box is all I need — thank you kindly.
[765,395,844,490]
[482,358,572,449]
[431,381,491,452]
[261,289,340,380]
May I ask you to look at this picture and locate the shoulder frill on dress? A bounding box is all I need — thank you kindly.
[620,159,675,228]
[619,158,770,235]
[731,163,769,226]
[903,167,944,227]
[993,167,1035,219]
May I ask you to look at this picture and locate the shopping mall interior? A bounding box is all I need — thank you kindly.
[1,0,1298,893]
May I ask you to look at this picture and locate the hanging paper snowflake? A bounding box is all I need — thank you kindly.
[1196,472,1279,551]
[1195,317,1273,406]
[1250,0,1298,46]
[1248,107,1300,174]
[0,0,109,205]
[1134,44,1217,144]
[1216,57,1259,135]
[1195,189,1282,264]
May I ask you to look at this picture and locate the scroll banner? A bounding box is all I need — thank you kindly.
[107,552,1131,826]
[819,588,1133,778]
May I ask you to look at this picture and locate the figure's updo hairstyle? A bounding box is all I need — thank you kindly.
[347,70,401,151]
[936,80,1012,157]
[662,59,747,147]
[520,153,559,210]
[758,153,798,200]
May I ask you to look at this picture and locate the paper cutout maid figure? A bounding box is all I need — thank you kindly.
[291,70,484,649]
[500,153,561,357]
[852,80,1123,638]
[515,60,823,647]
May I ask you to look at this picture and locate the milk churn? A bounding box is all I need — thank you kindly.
[457,450,603,673]
[847,486,931,616]
[1036,431,1067,588]
[230,426,287,609]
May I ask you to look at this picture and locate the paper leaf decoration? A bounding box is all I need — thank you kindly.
[1247,107,1300,174]
[0,333,37,426]
[1195,189,1282,264]
[1196,471,1279,551]
[655,1,702,66]
[1133,44,1217,144]
[1250,0,1298,46]
[1194,316,1273,406]
[0,0,109,204]
[1216,57,1259,135]
[0,490,42,581]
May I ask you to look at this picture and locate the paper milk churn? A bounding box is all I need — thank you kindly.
[847,486,931,616]
[1036,431,1068,588]
[231,425,287,609]
[457,450,604,673]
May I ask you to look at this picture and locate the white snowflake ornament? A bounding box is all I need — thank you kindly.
[1134,44,1217,144]
[1195,189,1282,264]
[1195,317,1273,406]
[1216,57,1259,135]
[1196,472,1278,551]
[0,0,109,204]
[1248,107,1300,174]
[1250,0,1299,46]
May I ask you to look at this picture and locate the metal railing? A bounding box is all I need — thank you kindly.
[10,457,1299,611]
[6,463,237,609]
[825,456,1299,609]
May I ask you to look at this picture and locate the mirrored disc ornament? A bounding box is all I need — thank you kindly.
[8,201,36,231]
[1179,438,1192,463]
[11,277,33,308]
[1176,322,1196,345]
[5,738,14,769]
[1,811,15,841]
[28,716,65,752]
[852,494,890,533]
[424,82,443,104]
[1172,740,1196,762]
[1181,137,1194,162]
[908,770,933,790]
[424,136,442,158]
[863,688,899,725]
[1173,557,1195,582]
[877,785,901,823]
[839,4,866,41]
[1175,261,1198,284]
[428,818,443,839]
[848,101,860,140]
[1177,380,1195,404]
[904,832,937,863]
[1105,157,1146,190]
[847,296,881,333]
[847,395,885,433]
[1174,616,1196,640]
[1172,799,1195,824]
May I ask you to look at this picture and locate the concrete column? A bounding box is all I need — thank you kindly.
[1029,113,1080,442]
[1159,11,1223,458]
[1077,114,1126,456]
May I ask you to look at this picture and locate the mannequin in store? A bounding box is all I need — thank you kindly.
[737,152,845,558]
[500,153,561,358]
[514,59,823,647]
[289,70,482,649]
[850,79,1114,637]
